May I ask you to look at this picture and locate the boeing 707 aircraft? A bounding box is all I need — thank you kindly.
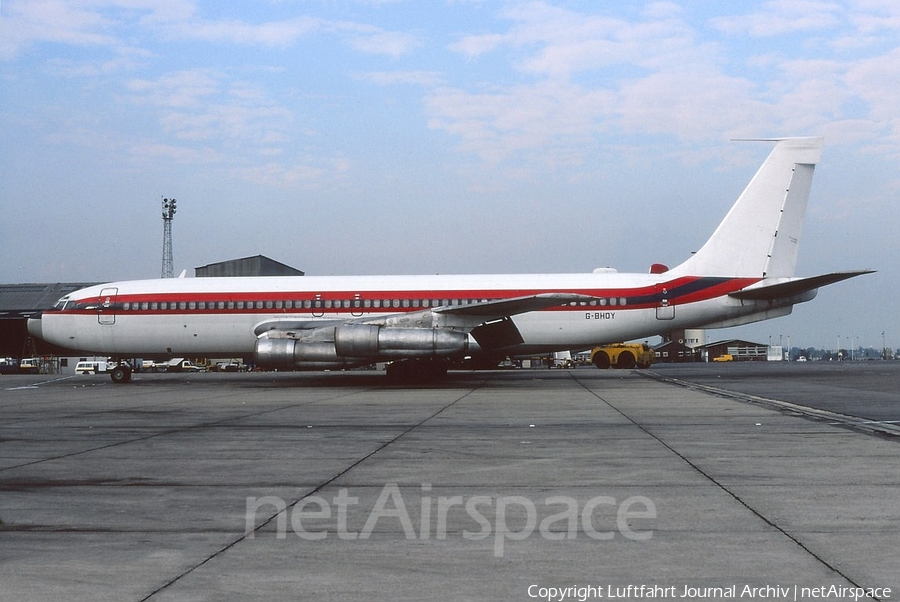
[28,137,871,382]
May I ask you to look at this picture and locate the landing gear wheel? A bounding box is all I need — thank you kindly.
[110,364,132,384]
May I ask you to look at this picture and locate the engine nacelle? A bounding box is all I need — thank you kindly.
[255,325,469,370]
[334,324,468,358]
[255,338,356,370]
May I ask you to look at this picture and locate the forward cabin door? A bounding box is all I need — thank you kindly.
[98,287,118,325]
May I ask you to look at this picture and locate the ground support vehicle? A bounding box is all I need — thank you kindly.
[590,343,654,369]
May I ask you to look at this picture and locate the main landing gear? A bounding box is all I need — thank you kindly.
[109,362,132,384]
[385,359,449,383]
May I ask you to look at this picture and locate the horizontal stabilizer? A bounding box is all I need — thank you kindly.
[729,270,874,300]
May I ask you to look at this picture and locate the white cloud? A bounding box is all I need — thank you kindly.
[426,80,615,164]
[127,69,221,108]
[709,1,843,37]
[0,0,115,59]
[168,16,323,46]
[343,28,421,58]
[361,71,444,86]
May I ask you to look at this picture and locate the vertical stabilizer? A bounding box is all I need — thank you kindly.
[670,137,823,278]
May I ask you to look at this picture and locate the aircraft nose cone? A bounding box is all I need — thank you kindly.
[27,313,43,340]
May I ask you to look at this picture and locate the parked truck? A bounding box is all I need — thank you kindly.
[154,358,205,372]
[590,343,655,369]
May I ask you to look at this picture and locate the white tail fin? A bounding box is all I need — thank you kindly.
[670,137,823,278]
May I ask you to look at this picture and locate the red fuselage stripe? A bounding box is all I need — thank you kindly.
[50,277,759,315]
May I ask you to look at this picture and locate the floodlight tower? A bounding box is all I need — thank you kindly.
[161,197,177,278]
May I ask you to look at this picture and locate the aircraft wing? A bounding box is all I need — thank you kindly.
[252,292,594,350]
[729,270,874,301]
[433,293,598,350]
[432,292,595,319]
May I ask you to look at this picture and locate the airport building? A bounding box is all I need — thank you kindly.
[195,255,304,278]
[653,330,770,363]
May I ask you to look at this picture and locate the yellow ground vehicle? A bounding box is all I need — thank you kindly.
[712,353,734,362]
[590,343,654,369]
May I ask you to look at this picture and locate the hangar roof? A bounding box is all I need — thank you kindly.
[0,283,100,316]
[195,255,304,277]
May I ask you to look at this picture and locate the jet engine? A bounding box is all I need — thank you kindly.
[255,324,469,370]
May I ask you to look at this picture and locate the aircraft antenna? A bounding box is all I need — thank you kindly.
[161,197,177,278]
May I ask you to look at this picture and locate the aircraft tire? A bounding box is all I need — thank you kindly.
[109,365,132,384]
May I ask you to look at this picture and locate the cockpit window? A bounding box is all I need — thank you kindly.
[53,297,69,311]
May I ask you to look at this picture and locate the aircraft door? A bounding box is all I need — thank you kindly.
[312,294,324,318]
[655,284,675,320]
[98,287,118,325]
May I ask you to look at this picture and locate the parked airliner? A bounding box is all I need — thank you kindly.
[28,137,871,382]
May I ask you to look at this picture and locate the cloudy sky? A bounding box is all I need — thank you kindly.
[1,1,896,351]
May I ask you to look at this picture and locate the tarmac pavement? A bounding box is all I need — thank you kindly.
[1,366,898,601]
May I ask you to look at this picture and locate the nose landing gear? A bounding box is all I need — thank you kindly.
[109,362,132,384]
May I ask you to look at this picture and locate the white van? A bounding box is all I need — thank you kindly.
[19,358,41,373]
[75,361,109,374]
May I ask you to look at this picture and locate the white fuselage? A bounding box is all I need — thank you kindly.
[32,271,769,360]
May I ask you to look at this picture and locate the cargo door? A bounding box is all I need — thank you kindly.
[98,287,118,325]
[655,284,674,320]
